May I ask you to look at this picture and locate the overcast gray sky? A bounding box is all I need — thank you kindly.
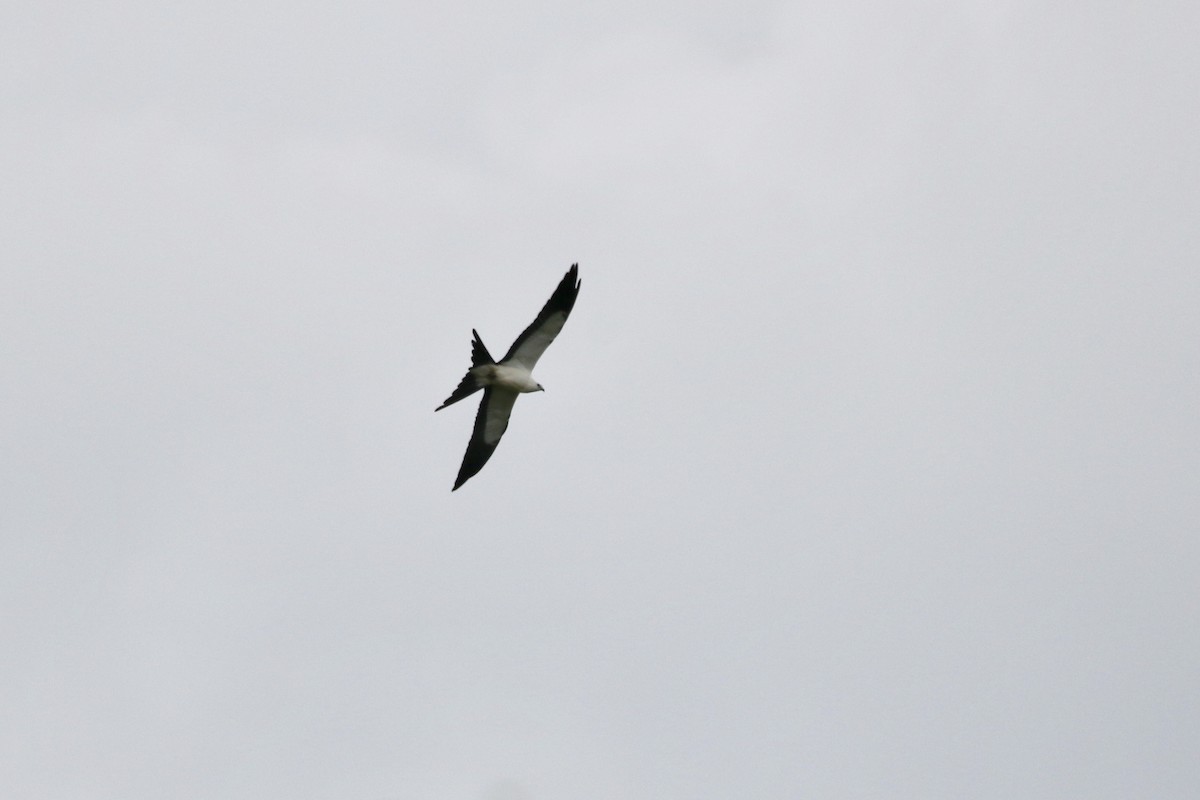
[2,2,1198,798]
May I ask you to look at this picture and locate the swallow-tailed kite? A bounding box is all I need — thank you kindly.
[436,263,581,491]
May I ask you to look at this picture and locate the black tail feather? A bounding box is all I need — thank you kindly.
[435,330,496,411]
[469,329,494,367]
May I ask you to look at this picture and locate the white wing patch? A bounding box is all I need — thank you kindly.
[484,389,518,444]
[506,311,568,370]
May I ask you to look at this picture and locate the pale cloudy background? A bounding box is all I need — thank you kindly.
[2,2,1197,798]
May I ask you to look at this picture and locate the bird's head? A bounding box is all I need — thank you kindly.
[536,383,545,392]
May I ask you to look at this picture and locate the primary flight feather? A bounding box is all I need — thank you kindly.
[435,264,581,491]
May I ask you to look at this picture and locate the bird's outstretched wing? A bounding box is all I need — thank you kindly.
[453,387,519,491]
[501,263,581,370]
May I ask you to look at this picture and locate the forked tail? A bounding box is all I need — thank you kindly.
[435,329,495,411]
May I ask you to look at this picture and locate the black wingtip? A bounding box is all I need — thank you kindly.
[545,263,582,317]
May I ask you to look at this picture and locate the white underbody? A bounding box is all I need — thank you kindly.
[472,363,543,393]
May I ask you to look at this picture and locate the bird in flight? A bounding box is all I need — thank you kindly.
[436,263,581,491]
